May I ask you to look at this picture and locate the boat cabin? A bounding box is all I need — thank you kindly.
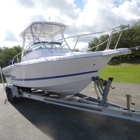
[19,22,70,61]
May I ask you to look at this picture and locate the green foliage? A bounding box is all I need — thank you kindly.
[88,20,140,60]
[88,35,109,51]
[73,48,80,52]
[0,46,22,68]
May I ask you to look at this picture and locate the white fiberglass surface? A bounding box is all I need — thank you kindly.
[21,47,131,63]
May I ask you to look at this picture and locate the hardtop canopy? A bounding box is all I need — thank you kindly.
[19,21,68,40]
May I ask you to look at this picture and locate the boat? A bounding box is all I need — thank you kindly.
[2,21,131,95]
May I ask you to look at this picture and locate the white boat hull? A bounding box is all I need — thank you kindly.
[3,48,131,95]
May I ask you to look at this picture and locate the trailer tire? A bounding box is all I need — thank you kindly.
[6,87,10,101]
[6,87,17,103]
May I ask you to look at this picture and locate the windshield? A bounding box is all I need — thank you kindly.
[23,41,62,56]
[32,41,62,49]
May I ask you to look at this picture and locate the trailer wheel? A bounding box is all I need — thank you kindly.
[6,87,10,101]
[6,87,17,103]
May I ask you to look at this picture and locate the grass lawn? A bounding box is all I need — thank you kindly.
[99,64,140,84]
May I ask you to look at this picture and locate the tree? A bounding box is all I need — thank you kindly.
[88,35,110,51]
[73,48,80,52]
[88,37,99,51]
[88,20,140,59]
[0,46,22,68]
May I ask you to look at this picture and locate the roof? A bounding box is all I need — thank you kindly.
[19,21,68,39]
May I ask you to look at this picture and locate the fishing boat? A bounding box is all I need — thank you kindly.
[2,21,131,95]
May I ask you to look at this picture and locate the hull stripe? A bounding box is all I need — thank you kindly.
[5,70,98,81]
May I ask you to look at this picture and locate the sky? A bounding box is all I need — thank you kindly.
[0,0,140,51]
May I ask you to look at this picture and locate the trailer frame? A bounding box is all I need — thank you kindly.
[3,75,140,123]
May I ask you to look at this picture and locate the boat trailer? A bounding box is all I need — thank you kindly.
[1,69,140,123]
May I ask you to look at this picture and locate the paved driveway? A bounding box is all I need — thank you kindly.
[0,83,140,140]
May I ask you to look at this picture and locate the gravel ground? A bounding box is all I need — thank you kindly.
[0,83,140,140]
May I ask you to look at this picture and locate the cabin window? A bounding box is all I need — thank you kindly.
[23,41,62,56]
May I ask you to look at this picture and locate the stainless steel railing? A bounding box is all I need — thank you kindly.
[11,25,129,64]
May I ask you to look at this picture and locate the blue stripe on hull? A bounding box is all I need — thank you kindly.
[5,70,98,81]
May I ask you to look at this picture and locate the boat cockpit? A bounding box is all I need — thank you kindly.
[22,41,70,61]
